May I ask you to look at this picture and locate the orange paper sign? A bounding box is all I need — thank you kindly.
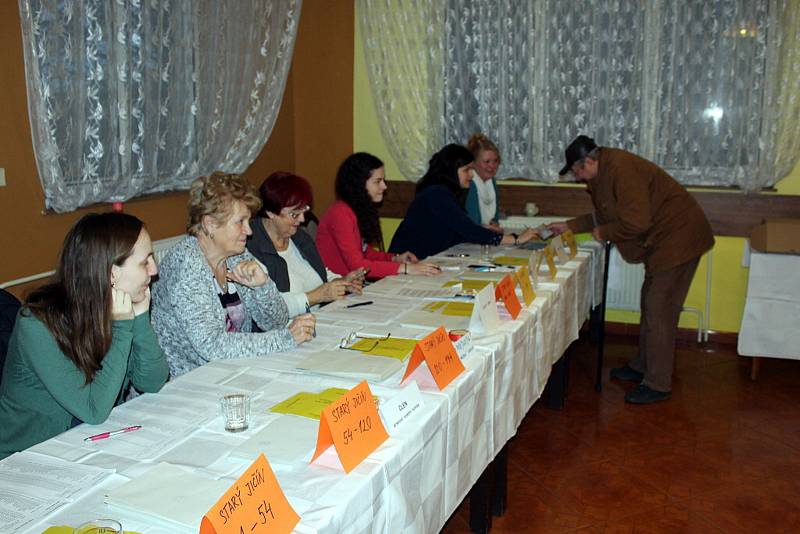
[563,230,578,259]
[515,266,536,306]
[311,381,388,473]
[200,453,299,534]
[401,326,466,390]
[494,274,522,319]
[544,246,557,279]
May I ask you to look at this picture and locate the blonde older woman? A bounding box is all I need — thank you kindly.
[152,172,315,378]
[465,133,502,231]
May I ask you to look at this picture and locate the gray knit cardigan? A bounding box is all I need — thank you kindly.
[151,236,295,378]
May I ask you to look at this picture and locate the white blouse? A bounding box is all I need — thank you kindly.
[276,240,339,317]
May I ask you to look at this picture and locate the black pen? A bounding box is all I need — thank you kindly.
[305,303,316,338]
[345,300,374,308]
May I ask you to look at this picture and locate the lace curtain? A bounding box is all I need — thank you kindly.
[19,0,302,213]
[358,0,445,180]
[360,0,800,191]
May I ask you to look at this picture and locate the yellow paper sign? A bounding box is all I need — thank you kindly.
[515,266,536,305]
[200,454,299,534]
[563,229,578,259]
[543,246,557,279]
[311,381,389,473]
[349,337,418,360]
[491,256,530,267]
[270,387,348,420]
[402,326,466,390]
[459,279,494,291]
[44,529,140,534]
[423,300,475,317]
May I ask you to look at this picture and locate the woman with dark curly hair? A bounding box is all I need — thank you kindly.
[316,152,440,279]
[389,144,537,258]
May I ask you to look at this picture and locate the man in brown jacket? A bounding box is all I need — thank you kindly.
[549,135,714,404]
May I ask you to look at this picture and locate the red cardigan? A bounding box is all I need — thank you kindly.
[316,200,399,279]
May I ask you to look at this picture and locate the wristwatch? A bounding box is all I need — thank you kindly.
[511,232,519,245]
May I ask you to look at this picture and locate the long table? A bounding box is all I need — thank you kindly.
[5,241,604,534]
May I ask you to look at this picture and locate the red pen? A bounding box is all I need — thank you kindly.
[83,425,142,442]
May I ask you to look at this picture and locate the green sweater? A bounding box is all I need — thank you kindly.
[0,310,168,459]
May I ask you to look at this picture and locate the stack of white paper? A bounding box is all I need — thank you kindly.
[0,451,111,532]
[105,463,229,530]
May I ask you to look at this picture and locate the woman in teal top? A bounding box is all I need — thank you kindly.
[465,133,502,230]
[0,213,168,459]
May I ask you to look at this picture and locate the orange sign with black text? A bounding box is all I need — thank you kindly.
[311,381,388,473]
[494,274,521,319]
[200,454,299,534]
[401,327,466,390]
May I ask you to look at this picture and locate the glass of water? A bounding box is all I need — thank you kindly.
[220,393,250,432]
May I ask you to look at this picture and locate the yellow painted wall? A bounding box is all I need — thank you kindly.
[354,5,800,334]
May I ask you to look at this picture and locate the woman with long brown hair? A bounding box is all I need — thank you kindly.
[0,213,168,458]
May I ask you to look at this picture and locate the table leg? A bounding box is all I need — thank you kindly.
[595,241,612,392]
[469,463,494,533]
[544,351,571,410]
[492,446,508,517]
[750,357,761,381]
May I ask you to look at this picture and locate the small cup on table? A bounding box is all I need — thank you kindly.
[220,393,251,432]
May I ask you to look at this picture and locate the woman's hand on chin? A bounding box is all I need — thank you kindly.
[111,289,134,321]
[132,287,152,316]
[227,260,268,288]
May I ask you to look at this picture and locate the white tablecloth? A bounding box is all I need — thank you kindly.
[738,249,800,360]
[7,241,601,534]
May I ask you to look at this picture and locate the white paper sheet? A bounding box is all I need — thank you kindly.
[231,416,318,465]
[105,463,230,530]
[296,349,404,381]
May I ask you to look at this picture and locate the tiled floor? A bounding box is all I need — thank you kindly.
[442,334,800,534]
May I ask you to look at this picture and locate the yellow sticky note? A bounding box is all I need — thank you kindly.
[441,301,474,317]
[269,388,348,420]
[459,279,493,291]
[424,301,446,311]
[350,337,419,361]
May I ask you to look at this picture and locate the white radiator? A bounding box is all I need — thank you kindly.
[607,247,645,311]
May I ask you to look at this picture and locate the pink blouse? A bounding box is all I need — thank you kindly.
[316,200,399,279]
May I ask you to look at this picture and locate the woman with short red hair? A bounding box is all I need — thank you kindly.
[247,172,365,317]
